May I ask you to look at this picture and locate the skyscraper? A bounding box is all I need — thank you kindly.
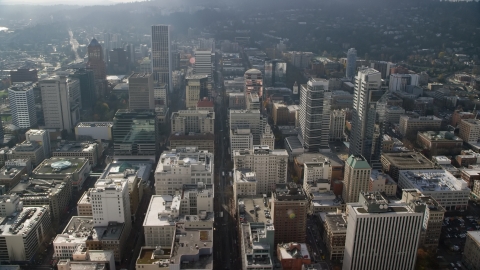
[87,38,107,97]
[349,68,384,164]
[70,68,95,109]
[342,155,372,203]
[8,82,37,128]
[346,48,357,81]
[185,75,208,109]
[343,191,423,270]
[39,76,79,131]
[128,73,154,110]
[193,50,213,81]
[264,59,287,88]
[151,25,173,93]
[298,78,331,152]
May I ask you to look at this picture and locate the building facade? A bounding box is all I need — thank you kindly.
[151,25,172,92]
[8,82,37,128]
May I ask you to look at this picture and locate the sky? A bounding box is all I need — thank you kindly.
[0,0,135,5]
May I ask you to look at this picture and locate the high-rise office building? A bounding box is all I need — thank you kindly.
[298,78,331,152]
[39,76,80,131]
[329,109,346,141]
[346,48,357,81]
[90,178,131,228]
[193,50,213,81]
[151,25,173,92]
[87,38,107,97]
[343,192,423,270]
[109,48,128,74]
[8,82,37,128]
[128,73,154,110]
[342,155,372,203]
[264,59,287,88]
[70,69,95,109]
[185,75,208,109]
[25,129,51,158]
[244,69,263,98]
[349,68,384,164]
[112,110,157,159]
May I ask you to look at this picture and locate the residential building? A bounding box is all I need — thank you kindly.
[233,146,288,194]
[8,82,37,128]
[399,114,442,138]
[342,192,423,270]
[32,157,91,189]
[277,243,311,270]
[323,214,347,261]
[417,131,463,156]
[298,78,331,152]
[398,170,470,211]
[128,73,154,110]
[6,140,45,167]
[155,147,214,195]
[349,68,385,165]
[25,129,51,158]
[52,141,102,166]
[75,122,113,141]
[369,170,397,196]
[345,48,357,81]
[185,75,208,109]
[151,25,172,92]
[0,203,51,263]
[459,119,480,143]
[342,155,372,203]
[10,177,72,226]
[112,110,157,159]
[271,183,307,246]
[330,109,346,141]
[40,76,80,131]
[170,110,215,135]
[169,133,215,153]
[381,152,435,181]
[402,189,445,250]
[464,231,480,270]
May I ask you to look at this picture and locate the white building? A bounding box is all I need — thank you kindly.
[155,147,214,195]
[233,146,288,194]
[0,197,51,263]
[329,109,345,141]
[75,122,113,141]
[298,78,331,151]
[343,192,423,270]
[88,179,132,235]
[26,129,51,158]
[303,161,330,195]
[151,25,172,93]
[143,195,179,247]
[233,169,257,202]
[459,119,480,143]
[369,169,397,196]
[260,125,275,150]
[398,170,470,211]
[230,128,253,155]
[40,76,80,131]
[229,109,265,145]
[389,73,419,92]
[8,82,37,128]
[170,110,215,135]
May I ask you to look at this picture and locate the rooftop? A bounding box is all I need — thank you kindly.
[54,141,98,153]
[234,169,257,184]
[418,131,462,141]
[136,246,171,267]
[0,206,48,236]
[0,165,26,180]
[10,178,69,200]
[324,214,347,233]
[155,148,213,174]
[171,223,213,268]
[144,195,180,227]
[238,195,271,224]
[99,161,151,184]
[169,133,215,140]
[278,243,310,260]
[382,152,434,168]
[399,170,469,192]
[274,183,307,202]
[33,157,88,176]
[346,155,371,169]
[186,74,208,80]
[54,216,124,244]
[295,153,343,167]
[370,170,396,185]
[76,122,113,128]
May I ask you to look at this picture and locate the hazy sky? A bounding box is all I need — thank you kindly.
[0,0,136,5]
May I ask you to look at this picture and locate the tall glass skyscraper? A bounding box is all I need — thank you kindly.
[151,25,173,93]
[346,48,357,81]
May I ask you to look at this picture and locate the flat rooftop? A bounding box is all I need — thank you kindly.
[238,196,270,224]
[278,243,310,260]
[0,165,25,179]
[76,122,113,128]
[325,214,347,233]
[156,148,213,174]
[171,223,213,268]
[234,169,257,184]
[295,152,344,167]
[33,157,88,175]
[0,206,48,236]
[136,247,171,267]
[382,152,434,168]
[399,170,469,192]
[100,161,152,184]
[10,178,69,199]
[54,216,124,244]
[144,195,179,227]
[54,141,97,153]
